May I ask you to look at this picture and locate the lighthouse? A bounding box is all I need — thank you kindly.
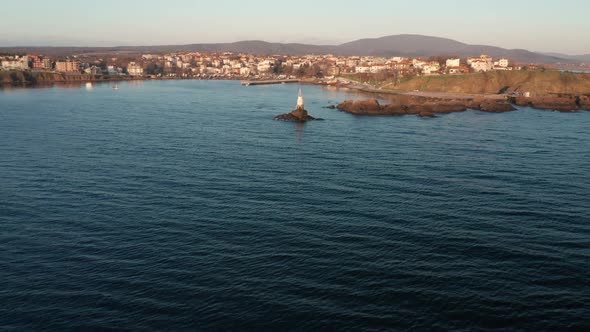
[274,87,318,121]
[291,88,309,120]
[296,88,305,111]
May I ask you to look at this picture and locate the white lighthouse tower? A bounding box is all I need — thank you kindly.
[296,88,305,111]
[274,87,317,121]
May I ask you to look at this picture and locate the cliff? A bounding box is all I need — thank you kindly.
[390,71,590,97]
[0,70,114,86]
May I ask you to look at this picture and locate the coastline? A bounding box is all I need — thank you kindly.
[0,70,236,87]
[301,77,590,113]
[3,71,590,113]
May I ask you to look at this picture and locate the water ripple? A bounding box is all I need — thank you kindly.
[1,81,589,330]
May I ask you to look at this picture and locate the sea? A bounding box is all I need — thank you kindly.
[1,80,589,331]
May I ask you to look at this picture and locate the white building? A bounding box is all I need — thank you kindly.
[107,65,121,75]
[355,66,370,73]
[127,62,143,76]
[369,65,387,73]
[467,55,493,72]
[389,57,407,63]
[346,58,360,67]
[257,61,272,72]
[470,60,492,72]
[497,58,509,68]
[422,62,441,75]
[446,58,460,68]
[239,67,250,76]
[1,56,29,70]
[412,59,428,69]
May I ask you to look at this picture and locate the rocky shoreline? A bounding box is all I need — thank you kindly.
[512,95,590,112]
[334,94,590,118]
[334,96,515,118]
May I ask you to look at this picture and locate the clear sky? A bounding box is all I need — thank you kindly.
[1,0,589,54]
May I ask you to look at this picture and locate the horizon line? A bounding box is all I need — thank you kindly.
[0,34,587,57]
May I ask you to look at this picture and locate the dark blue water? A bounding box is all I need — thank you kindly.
[1,80,589,331]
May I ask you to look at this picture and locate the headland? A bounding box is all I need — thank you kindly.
[315,71,590,113]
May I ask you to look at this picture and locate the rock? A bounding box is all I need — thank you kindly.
[405,104,432,114]
[333,92,590,118]
[480,102,516,112]
[428,102,467,113]
[514,96,578,112]
[381,104,407,115]
[274,112,318,121]
[326,105,336,109]
[337,99,473,117]
[513,97,533,107]
[274,107,320,121]
[578,96,590,109]
[334,97,518,118]
[336,99,381,114]
[418,111,435,118]
[274,107,321,122]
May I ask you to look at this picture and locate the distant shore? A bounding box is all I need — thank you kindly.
[0,70,242,87]
[3,70,590,113]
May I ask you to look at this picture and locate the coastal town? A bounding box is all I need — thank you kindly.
[2,48,589,113]
[1,50,535,82]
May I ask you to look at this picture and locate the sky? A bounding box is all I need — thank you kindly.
[1,0,589,55]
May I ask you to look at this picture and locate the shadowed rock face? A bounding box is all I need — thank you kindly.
[580,96,590,108]
[274,107,322,121]
[418,111,435,118]
[274,111,317,122]
[512,96,587,112]
[480,102,517,112]
[335,97,516,117]
[336,100,382,114]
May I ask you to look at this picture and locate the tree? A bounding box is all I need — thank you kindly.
[272,59,283,74]
[145,63,163,75]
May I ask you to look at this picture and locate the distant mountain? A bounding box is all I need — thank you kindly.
[337,35,466,56]
[571,54,590,62]
[544,52,590,63]
[335,35,568,63]
[164,40,337,55]
[0,34,579,64]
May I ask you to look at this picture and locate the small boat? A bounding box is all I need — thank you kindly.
[112,84,119,90]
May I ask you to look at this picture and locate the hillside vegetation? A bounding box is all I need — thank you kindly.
[390,71,590,96]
